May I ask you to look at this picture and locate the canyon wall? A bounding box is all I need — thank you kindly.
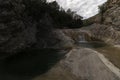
[0,0,82,55]
[81,0,120,45]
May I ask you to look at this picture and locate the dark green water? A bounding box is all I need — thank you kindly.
[0,48,67,80]
[78,41,107,48]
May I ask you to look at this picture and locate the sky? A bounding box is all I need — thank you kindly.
[47,0,107,19]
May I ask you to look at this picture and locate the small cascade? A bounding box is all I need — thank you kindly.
[78,33,89,48]
[78,32,107,48]
[78,32,91,43]
[79,34,87,43]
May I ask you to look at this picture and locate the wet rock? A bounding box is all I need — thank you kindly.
[82,0,120,45]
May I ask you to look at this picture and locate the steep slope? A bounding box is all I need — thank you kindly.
[47,0,107,19]
[82,0,120,45]
[0,0,82,56]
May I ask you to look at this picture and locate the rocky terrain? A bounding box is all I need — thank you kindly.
[82,0,120,45]
[33,48,120,80]
[43,0,120,80]
[0,0,82,55]
[0,0,120,80]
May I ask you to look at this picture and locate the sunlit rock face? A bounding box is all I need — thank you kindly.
[47,0,107,19]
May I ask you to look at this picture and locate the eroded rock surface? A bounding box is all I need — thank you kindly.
[82,0,120,45]
[0,0,77,56]
[33,48,120,80]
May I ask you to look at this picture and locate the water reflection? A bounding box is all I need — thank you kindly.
[0,48,67,80]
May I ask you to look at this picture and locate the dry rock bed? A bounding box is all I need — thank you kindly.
[33,48,120,80]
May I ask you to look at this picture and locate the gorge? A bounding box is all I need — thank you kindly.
[0,0,120,80]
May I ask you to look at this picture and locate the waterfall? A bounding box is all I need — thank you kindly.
[79,34,87,43]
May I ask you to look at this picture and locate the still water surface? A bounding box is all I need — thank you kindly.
[0,48,66,80]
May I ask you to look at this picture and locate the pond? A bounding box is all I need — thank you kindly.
[0,48,67,80]
[78,41,107,48]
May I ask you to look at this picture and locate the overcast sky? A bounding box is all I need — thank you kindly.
[47,0,107,19]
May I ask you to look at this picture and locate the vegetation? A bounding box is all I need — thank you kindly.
[0,0,83,53]
[23,0,83,28]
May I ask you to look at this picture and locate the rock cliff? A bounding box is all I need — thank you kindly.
[82,0,120,45]
[0,0,82,56]
[0,0,120,80]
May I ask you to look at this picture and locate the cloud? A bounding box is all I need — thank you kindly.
[47,0,107,19]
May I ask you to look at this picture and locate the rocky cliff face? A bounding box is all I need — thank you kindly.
[82,0,120,45]
[0,2,58,54]
[0,0,120,80]
[0,0,81,55]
